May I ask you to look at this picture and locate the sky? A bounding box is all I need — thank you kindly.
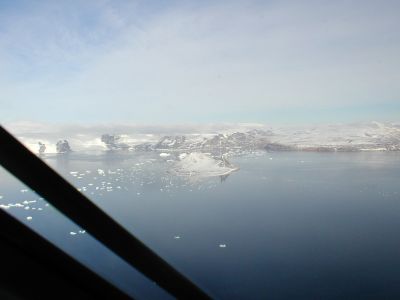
[0,0,399,125]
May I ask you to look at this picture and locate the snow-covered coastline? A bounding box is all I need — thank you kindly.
[4,121,400,155]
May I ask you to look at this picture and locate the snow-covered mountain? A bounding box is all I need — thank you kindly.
[5,121,400,155]
[268,121,400,152]
[132,121,400,154]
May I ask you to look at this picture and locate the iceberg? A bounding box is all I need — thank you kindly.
[171,152,238,178]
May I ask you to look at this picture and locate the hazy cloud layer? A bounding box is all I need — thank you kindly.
[1,0,399,123]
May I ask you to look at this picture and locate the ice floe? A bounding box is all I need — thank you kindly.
[70,230,85,236]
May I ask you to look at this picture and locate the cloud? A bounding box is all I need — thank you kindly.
[0,0,399,123]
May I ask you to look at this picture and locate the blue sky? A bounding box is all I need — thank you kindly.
[1,0,399,124]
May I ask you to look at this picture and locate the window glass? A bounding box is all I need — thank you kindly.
[3,150,400,298]
[1,0,400,298]
[0,166,173,300]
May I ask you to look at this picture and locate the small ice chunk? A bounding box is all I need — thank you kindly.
[219,244,227,248]
[26,216,32,221]
[70,171,78,175]
[23,200,36,204]
[20,189,28,193]
[174,236,181,239]
[78,230,86,234]
[0,195,3,199]
[159,153,170,157]
[97,169,105,176]
[70,231,77,235]
[0,204,10,210]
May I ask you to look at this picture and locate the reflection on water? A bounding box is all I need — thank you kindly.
[220,173,231,183]
[1,151,400,299]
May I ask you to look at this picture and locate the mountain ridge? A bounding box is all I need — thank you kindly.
[5,121,400,155]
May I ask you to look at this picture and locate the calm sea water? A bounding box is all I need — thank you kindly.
[1,152,400,299]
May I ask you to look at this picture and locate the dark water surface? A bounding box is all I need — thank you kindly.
[1,152,400,299]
